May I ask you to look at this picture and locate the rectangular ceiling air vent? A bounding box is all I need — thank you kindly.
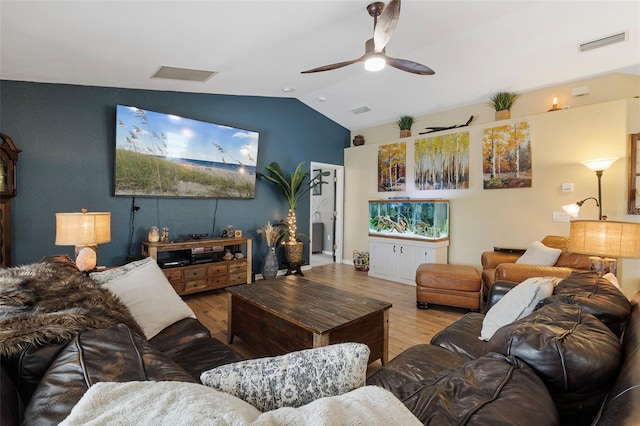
[578,31,628,52]
[351,106,372,115]
[151,66,217,82]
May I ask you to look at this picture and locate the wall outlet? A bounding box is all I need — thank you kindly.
[553,211,570,222]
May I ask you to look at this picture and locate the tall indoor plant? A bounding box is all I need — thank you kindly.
[258,161,329,264]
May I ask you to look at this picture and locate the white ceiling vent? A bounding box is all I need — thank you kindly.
[351,106,372,115]
[151,66,217,82]
[578,31,628,53]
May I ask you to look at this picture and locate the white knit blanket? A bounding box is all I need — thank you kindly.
[60,381,421,426]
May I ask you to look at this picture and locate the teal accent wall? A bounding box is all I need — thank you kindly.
[0,81,349,270]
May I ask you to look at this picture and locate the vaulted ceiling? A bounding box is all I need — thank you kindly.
[1,1,638,130]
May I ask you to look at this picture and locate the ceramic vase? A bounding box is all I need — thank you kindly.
[262,246,278,280]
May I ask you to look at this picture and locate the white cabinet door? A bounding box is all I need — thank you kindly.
[397,244,429,283]
[369,240,397,279]
[369,237,449,285]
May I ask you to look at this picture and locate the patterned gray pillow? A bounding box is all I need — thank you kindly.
[200,343,370,412]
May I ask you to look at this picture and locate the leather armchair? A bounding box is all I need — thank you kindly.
[481,235,591,299]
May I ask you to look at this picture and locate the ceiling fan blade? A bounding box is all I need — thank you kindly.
[386,56,435,75]
[374,0,401,51]
[301,56,363,74]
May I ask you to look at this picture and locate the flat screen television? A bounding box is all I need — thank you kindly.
[114,104,260,199]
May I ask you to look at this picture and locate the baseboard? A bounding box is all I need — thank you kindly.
[255,269,284,281]
[255,265,313,281]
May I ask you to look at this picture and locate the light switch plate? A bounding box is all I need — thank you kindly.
[561,183,574,192]
[553,211,570,222]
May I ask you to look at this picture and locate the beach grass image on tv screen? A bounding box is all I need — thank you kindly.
[114,104,260,199]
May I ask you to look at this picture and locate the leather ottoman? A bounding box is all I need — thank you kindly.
[415,264,481,310]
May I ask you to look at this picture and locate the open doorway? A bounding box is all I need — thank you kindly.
[309,162,344,267]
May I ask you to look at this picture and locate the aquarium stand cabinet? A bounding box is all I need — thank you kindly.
[141,237,252,296]
[368,236,449,285]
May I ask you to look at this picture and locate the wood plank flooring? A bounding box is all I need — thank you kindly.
[184,263,466,374]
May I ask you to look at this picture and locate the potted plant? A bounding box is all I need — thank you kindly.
[258,162,329,264]
[396,115,416,138]
[487,91,520,120]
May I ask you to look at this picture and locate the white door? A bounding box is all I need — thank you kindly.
[309,162,344,264]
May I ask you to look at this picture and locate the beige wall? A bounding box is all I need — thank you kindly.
[344,73,640,294]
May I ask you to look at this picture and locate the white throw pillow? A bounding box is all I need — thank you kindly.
[602,272,621,289]
[90,257,196,339]
[200,343,370,412]
[515,241,562,266]
[480,277,555,341]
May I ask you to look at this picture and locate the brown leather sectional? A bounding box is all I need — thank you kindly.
[369,272,638,425]
[2,263,638,424]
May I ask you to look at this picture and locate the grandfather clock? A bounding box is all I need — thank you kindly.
[0,134,21,267]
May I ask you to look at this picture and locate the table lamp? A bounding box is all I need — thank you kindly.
[55,209,111,271]
[568,220,640,276]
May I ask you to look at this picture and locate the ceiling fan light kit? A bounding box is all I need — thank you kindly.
[301,0,434,76]
[365,55,386,72]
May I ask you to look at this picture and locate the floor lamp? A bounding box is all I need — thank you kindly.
[563,157,618,220]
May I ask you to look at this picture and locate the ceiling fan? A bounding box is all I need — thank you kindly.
[301,0,434,75]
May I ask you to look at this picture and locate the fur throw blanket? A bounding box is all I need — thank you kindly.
[0,261,143,358]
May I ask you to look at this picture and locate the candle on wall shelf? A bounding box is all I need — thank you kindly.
[548,96,560,112]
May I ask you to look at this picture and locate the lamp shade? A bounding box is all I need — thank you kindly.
[55,211,111,246]
[568,220,640,259]
[562,203,581,218]
[580,157,618,172]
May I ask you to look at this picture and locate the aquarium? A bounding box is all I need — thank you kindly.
[368,199,449,240]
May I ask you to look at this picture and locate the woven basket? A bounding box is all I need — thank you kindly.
[284,241,304,264]
[353,250,370,272]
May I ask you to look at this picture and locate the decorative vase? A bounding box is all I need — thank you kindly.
[352,135,365,146]
[262,246,278,280]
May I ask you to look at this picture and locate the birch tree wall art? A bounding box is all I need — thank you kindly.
[378,142,406,192]
[482,121,532,189]
[414,131,470,190]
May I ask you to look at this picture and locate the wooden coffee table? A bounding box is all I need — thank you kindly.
[227,276,392,364]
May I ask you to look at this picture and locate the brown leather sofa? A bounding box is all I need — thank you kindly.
[3,263,637,424]
[1,316,244,425]
[368,271,638,425]
[0,259,244,426]
[481,235,591,299]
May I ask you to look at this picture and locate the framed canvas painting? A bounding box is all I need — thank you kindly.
[312,169,322,196]
[482,121,531,189]
[414,131,470,190]
[378,142,406,192]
